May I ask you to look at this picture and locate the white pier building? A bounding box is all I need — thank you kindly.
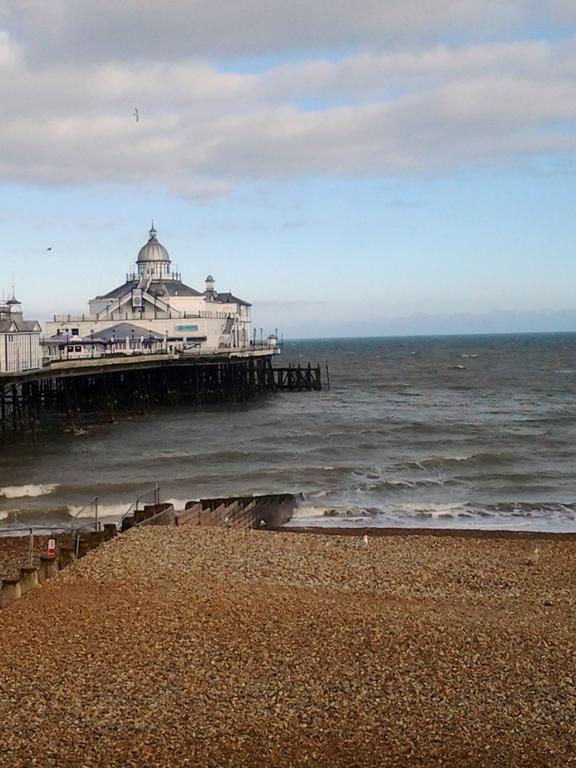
[0,296,42,374]
[45,225,255,358]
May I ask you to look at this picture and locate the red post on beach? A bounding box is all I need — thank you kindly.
[47,538,56,557]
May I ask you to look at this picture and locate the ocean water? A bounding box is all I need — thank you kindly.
[1,334,576,533]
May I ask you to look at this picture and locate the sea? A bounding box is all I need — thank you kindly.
[1,333,576,534]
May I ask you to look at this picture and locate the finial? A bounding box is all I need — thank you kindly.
[149,220,157,239]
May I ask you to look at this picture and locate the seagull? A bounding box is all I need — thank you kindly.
[360,534,369,548]
[259,519,266,529]
[46,247,52,251]
[133,108,140,123]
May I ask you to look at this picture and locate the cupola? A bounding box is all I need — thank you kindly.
[136,223,172,279]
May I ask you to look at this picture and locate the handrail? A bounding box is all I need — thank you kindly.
[0,523,96,535]
[70,495,99,532]
[118,484,160,526]
[0,487,160,547]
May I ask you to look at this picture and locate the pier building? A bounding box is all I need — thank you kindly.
[45,225,252,358]
[0,296,42,374]
[0,225,322,438]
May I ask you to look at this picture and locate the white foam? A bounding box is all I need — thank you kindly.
[291,505,329,519]
[396,502,461,519]
[0,484,58,499]
[67,502,132,520]
[288,505,369,523]
[163,497,191,512]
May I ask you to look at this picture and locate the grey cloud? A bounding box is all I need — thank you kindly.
[0,33,575,191]
[2,0,570,64]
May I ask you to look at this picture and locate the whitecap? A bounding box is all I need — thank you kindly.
[67,502,131,520]
[0,484,58,499]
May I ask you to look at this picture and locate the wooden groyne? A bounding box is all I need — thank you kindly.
[0,492,298,610]
[120,493,297,531]
[0,353,324,438]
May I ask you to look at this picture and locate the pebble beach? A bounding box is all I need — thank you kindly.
[1,526,575,767]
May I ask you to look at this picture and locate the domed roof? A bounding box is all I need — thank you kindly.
[137,225,171,264]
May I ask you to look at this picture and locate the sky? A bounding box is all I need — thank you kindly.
[0,0,575,338]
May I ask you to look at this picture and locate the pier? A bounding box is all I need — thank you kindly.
[0,350,323,438]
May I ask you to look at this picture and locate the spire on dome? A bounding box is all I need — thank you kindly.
[149,221,157,240]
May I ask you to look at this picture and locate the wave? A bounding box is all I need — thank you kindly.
[67,501,136,520]
[348,474,459,492]
[0,484,58,499]
[291,505,372,521]
[0,506,73,524]
[369,477,458,491]
[397,453,516,472]
[286,500,576,532]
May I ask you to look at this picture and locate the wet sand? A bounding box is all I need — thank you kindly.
[1,526,575,767]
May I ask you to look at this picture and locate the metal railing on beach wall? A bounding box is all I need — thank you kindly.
[0,487,160,565]
[118,484,160,529]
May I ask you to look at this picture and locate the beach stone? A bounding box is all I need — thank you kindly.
[0,528,575,766]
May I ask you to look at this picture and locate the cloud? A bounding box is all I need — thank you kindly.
[1,0,544,64]
[0,5,575,194]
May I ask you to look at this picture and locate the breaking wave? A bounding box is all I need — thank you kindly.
[0,484,58,499]
[397,453,516,472]
[285,500,576,532]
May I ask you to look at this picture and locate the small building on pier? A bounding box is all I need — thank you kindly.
[45,225,253,358]
[0,297,42,374]
[43,323,165,361]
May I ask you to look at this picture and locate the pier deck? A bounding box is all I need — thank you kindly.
[0,351,323,437]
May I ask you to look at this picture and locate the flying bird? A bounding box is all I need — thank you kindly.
[46,247,52,251]
[133,108,140,123]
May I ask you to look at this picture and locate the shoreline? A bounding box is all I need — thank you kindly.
[281,524,576,539]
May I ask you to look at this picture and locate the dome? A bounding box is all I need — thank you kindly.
[137,225,171,264]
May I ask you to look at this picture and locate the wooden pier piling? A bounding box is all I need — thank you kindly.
[0,353,325,439]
